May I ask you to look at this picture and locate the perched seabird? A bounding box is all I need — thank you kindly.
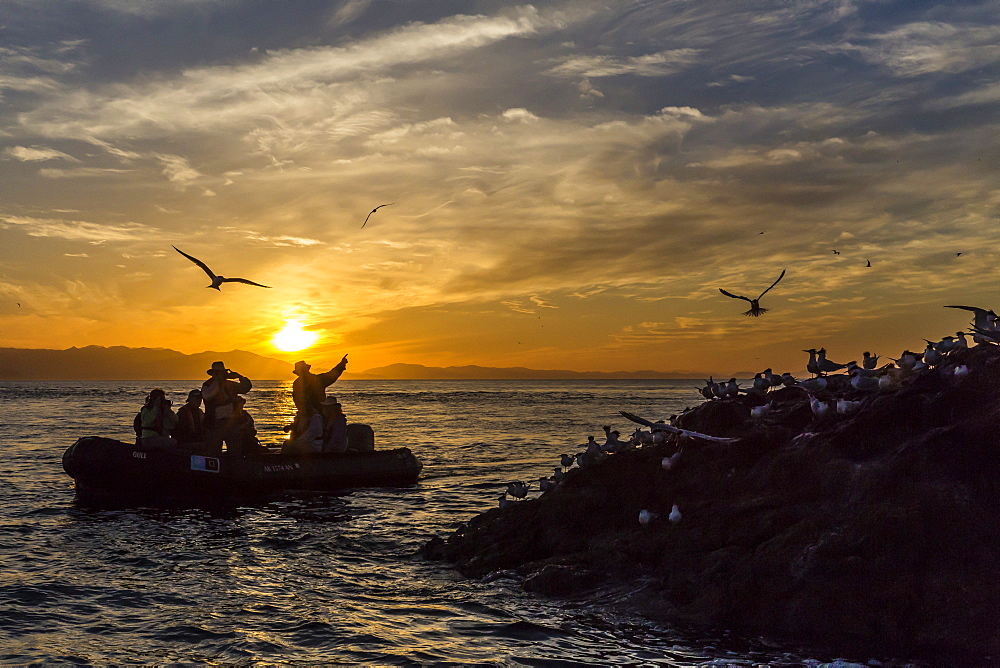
[751,373,770,395]
[699,379,717,400]
[668,504,682,524]
[836,398,863,414]
[750,403,770,421]
[803,349,822,376]
[506,481,529,499]
[763,368,783,388]
[847,361,883,378]
[552,467,566,483]
[862,351,879,370]
[538,477,557,493]
[893,350,922,372]
[661,451,681,471]
[172,246,271,290]
[922,343,943,367]
[878,373,898,391]
[798,377,828,393]
[953,331,969,350]
[638,509,658,527]
[498,494,516,509]
[816,348,851,374]
[361,202,395,229]
[560,453,575,469]
[849,370,880,393]
[724,378,740,399]
[585,436,602,455]
[602,425,629,453]
[780,372,797,387]
[718,269,786,317]
[809,395,831,419]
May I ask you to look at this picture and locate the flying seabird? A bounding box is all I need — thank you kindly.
[718,269,786,317]
[620,411,741,444]
[361,202,395,229]
[172,246,270,290]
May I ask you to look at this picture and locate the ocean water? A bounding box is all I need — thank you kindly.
[0,379,886,665]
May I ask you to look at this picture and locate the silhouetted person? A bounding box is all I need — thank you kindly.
[291,356,347,439]
[201,361,252,455]
[173,389,205,447]
[135,388,178,449]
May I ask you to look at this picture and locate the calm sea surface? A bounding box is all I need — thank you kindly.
[0,380,888,665]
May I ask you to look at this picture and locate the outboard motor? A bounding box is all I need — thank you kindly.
[346,423,375,452]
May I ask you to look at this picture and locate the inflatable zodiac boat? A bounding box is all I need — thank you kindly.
[63,426,422,506]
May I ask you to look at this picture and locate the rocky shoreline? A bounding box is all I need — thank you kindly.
[421,343,1000,659]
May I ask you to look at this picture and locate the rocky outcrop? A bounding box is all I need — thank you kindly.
[422,344,1000,658]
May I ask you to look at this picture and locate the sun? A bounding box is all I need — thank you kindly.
[271,320,320,352]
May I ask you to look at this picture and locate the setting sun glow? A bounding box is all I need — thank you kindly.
[271,320,319,352]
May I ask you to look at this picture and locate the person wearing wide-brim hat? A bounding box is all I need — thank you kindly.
[289,354,348,439]
[200,361,252,455]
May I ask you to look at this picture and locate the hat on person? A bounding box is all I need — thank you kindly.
[207,361,228,375]
[293,360,311,375]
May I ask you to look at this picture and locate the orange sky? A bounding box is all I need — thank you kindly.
[1,2,997,375]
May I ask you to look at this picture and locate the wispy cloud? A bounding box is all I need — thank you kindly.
[0,214,151,241]
[547,48,702,78]
[4,146,79,162]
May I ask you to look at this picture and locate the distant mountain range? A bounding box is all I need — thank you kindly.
[0,346,722,380]
[0,346,295,380]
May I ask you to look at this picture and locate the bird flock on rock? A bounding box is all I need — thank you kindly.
[496,304,1000,528]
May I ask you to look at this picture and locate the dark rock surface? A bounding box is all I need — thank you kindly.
[421,344,1000,658]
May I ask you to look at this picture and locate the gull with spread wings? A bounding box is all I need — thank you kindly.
[172,246,271,290]
[718,269,786,317]
[362,202,395,229]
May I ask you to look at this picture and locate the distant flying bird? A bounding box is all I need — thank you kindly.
[172,246,270,290]
[718,269,786,317]
[832,250,840,255]
[956,252,963,257]
[361,202,395,229]
[866,259,871,267]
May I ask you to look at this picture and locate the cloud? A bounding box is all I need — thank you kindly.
[0,214,152,241]
[15,6,573,143]
[3,146,79,162]
[38,167,130,178]
[547,48,702,78]
[840,21,1000,77]
[155,153,201,186]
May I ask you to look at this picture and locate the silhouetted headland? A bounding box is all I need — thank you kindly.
[422,342,1000,659]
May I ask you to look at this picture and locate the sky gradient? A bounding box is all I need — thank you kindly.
[1,0,997,375]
